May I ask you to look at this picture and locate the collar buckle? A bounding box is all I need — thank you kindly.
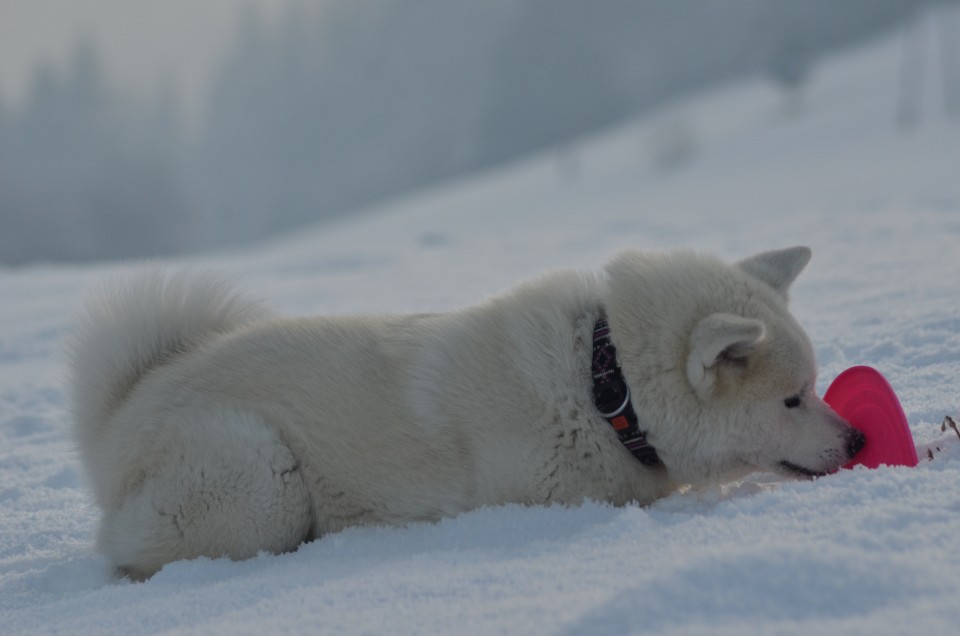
[594,383,631,418]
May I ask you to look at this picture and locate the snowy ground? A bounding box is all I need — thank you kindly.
[3,28,960,635]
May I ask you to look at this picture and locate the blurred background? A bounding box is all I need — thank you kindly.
[1,0,957,265]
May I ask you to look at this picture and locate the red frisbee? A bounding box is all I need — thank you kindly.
[823,366,918,469]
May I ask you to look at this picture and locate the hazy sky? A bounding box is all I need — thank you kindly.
[0,0,295,122]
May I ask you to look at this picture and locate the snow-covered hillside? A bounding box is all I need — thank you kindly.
[3,28,960,635]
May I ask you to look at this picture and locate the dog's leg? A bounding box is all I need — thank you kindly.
[96,410,313,580]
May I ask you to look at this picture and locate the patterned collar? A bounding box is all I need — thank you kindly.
[591,318,661,467]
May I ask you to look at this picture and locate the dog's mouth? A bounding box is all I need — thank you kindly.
[777,460,828,479]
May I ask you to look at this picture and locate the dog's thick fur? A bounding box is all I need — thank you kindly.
[69,247,859,579]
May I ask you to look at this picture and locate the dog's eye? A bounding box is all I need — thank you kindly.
[784,395,802,409]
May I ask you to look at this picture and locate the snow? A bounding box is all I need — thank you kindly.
[3,29,960,635]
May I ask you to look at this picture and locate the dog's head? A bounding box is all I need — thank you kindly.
[606,246,862,485]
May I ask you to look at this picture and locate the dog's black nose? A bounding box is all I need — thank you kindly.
[846,430,867,459]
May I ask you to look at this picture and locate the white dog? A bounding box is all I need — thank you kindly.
[68,246,863,579]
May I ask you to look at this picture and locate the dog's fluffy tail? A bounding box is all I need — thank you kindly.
[67,269,268,452]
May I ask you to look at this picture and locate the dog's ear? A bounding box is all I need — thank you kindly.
[687,313,766,399]
[736,246,811,299]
